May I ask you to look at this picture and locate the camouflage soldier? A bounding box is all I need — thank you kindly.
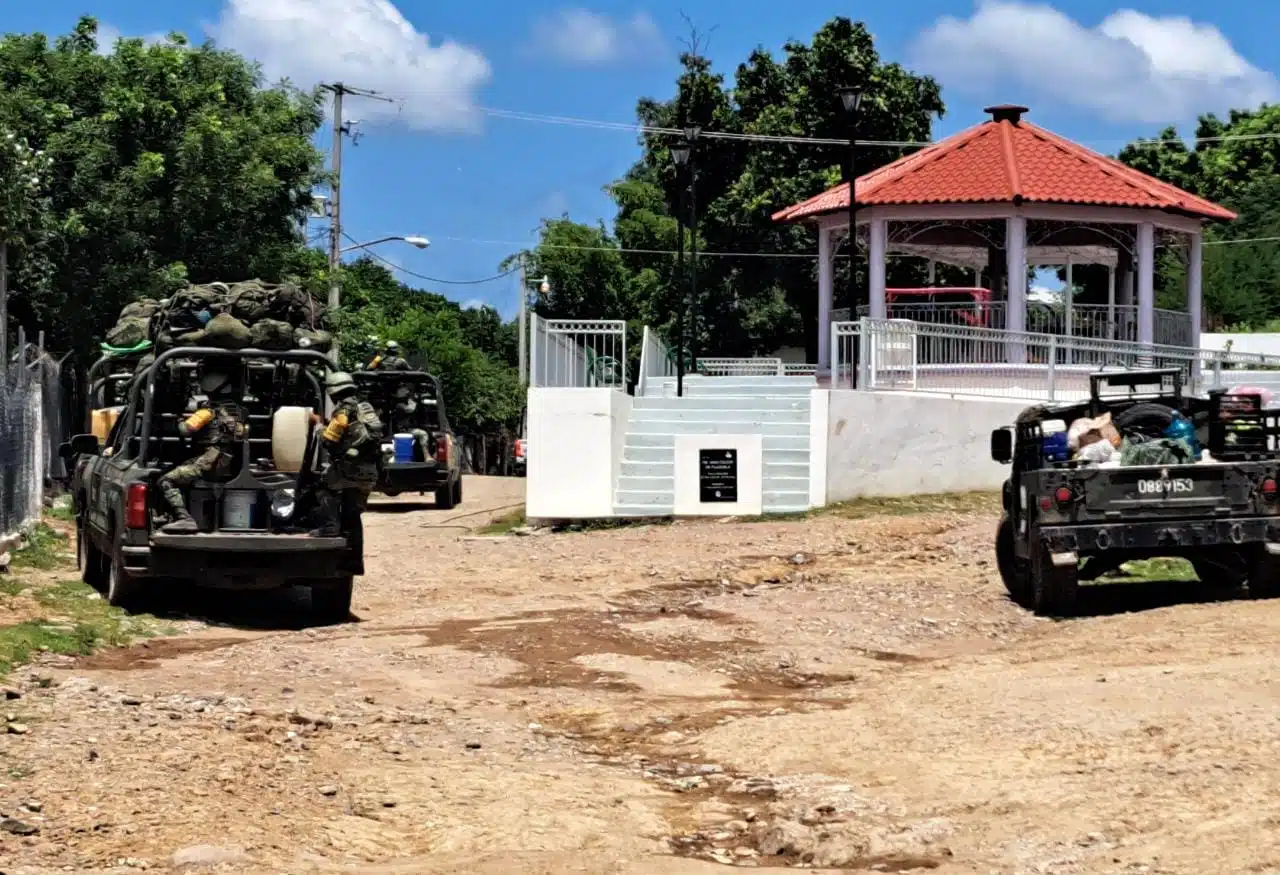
[368,340,410,371]
[309,372,383,564]
[160,369,247,534]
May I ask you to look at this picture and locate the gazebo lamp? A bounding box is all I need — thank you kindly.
[837,86,864,114]
[671,142,691,166]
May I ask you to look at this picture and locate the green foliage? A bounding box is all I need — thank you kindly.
[513,16,945,359]
[1119,106,1280,329]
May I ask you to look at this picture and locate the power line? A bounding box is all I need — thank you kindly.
[477,104,1280,152]
[341,231,519,284]
[429,232,1280,261]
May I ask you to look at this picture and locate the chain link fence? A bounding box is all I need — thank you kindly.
[1,338,67,542]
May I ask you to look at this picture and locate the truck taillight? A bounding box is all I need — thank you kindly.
[1263,478,1277,500]
[514,439,525,460]
[436,436,449,465]
[1054,486,1074,506]
[125,483,149,529]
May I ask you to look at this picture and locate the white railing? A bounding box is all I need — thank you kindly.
[529,315,627,390]
[832,318,1280,402]
[698,357,783,376]
[847,302,1194,347]
[637,326,677,396]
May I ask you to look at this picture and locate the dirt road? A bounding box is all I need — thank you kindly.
[3,478,1280,874]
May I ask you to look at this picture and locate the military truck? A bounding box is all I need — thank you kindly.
[353,370,462,508]
[991,369,1280,616]
[63,347,359,622]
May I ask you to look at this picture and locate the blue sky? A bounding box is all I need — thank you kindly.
[7,0,1278,315]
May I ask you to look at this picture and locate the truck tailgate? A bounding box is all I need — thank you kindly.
[1082,464,1255,515]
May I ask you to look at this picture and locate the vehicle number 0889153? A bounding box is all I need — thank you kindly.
[1137,478,1193,495]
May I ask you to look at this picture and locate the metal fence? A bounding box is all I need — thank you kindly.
[636,326,678,395]
[695,357,818,377]
[1,339,60,541]
[848,302,1194,347]
[529,315,627,389]
[832,318,1280,402]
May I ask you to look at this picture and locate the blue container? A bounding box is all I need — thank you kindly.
[1041,431,1069,463]
[392,433,416,463]
[1164,412,1201,460]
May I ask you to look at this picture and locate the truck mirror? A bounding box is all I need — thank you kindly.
[62,434,101,460]
[990,427,1014,464]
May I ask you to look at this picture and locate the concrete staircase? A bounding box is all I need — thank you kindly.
[613,375,815,516]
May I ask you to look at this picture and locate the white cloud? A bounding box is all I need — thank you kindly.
[462,299,486,310]
[911,1,1279,123]
[94,23,170,55]
[529,8,664,64]
[208,0,491,133]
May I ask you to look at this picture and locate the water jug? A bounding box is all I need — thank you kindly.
[1164,412,1201,460]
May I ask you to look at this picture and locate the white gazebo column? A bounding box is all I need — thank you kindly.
[868,217,887,319]
[1006,216,1027,363]
[817,224,834,374]
[1136,221,1155,346]
[927,259,936,284]
[1187,231,1203,349]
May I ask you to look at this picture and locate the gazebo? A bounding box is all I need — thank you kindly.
[772,105,1236,375]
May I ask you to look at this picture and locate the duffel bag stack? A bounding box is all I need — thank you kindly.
[100,279,334,356]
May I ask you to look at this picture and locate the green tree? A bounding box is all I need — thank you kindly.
[0,16,325,353]
[515,16,946,360]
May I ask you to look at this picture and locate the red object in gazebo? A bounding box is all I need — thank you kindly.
[772,105,1236,374]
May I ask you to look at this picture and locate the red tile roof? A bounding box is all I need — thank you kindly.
[772,105,1235,223]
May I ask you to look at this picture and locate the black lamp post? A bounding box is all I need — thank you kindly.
[836,86,864,318]
[683,127,701,374]
[671,140,691,397]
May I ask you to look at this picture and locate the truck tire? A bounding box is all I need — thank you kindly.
[311,576,354,624]
[1191,554,1248,588]
[77,515,107,589]
[106,534,144,609]
[1247,550,1280,599]
[1030,541,1078,617]
[452,476,463,506]
[996,517,1030,606]
[435,480,456,510]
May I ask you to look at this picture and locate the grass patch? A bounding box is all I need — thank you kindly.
[46,496,77,523]
[10,523,70,571]
[1107,558,1199,582]
[477,509,527,536]
[0,578,167,676]
[824,491,1001,521]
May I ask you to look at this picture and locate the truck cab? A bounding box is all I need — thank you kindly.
[992,369,1280,616]
[63,347,359,622]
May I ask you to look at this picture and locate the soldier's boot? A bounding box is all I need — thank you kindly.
[308,493,342,538]
[159,481,199,534]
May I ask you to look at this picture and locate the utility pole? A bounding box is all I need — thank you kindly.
[518,254,527,385]
[320,82,394,365]
[0,242,7,378]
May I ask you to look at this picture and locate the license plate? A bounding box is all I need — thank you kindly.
[1136,477,1194,495]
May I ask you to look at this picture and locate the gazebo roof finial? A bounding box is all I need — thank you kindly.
[984,104,1029,124]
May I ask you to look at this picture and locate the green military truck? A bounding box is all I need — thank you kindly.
[354,370,462,508]
[992,369,1280,616]
[63,347,360,622]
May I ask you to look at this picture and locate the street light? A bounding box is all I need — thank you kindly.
[671,140,691,397]
[329,234,431,363]
[836,86,863,320]
[339,234,430,255]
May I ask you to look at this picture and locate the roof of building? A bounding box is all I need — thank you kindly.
[772,105,1235,223]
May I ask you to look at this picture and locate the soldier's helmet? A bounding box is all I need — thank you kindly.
[385,340,400,353]
[324,371,357,399]
[199,369,233,396]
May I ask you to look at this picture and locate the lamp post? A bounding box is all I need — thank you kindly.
[517,256,550,386]
[671,139,691,397]
[836,86,863,319]
[329,235,430,363]
[682,128,701,374]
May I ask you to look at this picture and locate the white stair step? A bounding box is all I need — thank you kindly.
[627,420,809,436]
[625,434,809,450]
[634,397,811,411]
[629,408,810,424]
[619,461,674,477]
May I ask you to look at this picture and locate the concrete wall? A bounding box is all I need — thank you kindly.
[673,434,763,516]
[824,390,1025,500]
[526,387,631,519]
[1201,333,1280,357]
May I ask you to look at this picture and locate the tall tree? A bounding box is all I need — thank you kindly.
[0,16,325,354]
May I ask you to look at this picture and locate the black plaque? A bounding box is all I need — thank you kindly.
[699,448,738,503]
